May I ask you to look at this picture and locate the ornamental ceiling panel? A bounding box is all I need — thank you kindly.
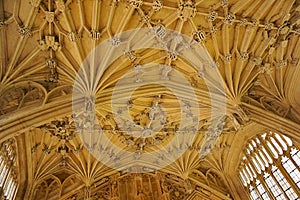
[1,0,300,199]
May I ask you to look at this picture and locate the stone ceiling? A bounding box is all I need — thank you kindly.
[0,0,300,199]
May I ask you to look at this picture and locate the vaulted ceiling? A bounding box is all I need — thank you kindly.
[0,0,300,199]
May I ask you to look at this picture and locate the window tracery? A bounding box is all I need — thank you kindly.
[239,132,300,199]
[0,139,18,200]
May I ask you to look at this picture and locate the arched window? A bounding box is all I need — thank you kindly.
[0,139,18,200]
[239,132,300,200]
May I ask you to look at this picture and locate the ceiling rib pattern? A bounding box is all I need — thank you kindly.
[0,0,300,199]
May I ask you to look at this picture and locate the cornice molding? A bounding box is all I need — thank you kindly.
[243,102,300,140]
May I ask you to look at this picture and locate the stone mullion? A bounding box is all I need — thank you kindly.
[277,133,292,148]
[257,147,270,170]
[277,156,300,197]
[3,178,12,198]
[244,152,277,200]
[256,173,276,200]
[258,135,300,197]
[279,154,300,191]
[258,145,272,167]
[6,180,15,199]
[265,135,282,157]
[241,166,251,185]
[7,182,16,200]
[257,146,288,197]
[245,151,260,177]
[0,161,12,198]
[243,159,257,186]
[271,133,286,152]
[0,160,10,187]
[0,164,7,188]
[252,150,266,172]
[11,184,18,200]
[267,168,289,200]
[0,158,5,177]
[238,168,248,186]
[284,146,300,170]
[2,165,13,196]
[250,183,263,200]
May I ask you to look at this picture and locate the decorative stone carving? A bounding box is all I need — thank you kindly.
[206,170,228,192]
[0,82,46,114]
[167,51,178,60]
[161,65,172,80]
[55,0,66,12]
[264,22,274,30]
[193,30,206,42]
[89,30,101,40]
[253,79,261,86]
[110,177,119,199]
[250,18,259,28]
[153,0,163,12]
[160,174,191,200]
[239,52,249,60]
[198,116,226,158]
[68,32,79,42]
[40,117,76,141]
[277,60,287,68]
[278,22,291,35]
[4,1,298,199]
[124,49,136,61]
[239,18,248,26]
[228,114,241,131]
[208,61,219,69]
[222,54,232,62]
[31,143,40,153]
[129,0,143,8]
[252,57,262,66]
[198,69,204,78]
[259,63,272,74]
[0,139,16,163]
[141,15,150,24]
[154,24,167,39]
[260,97,290,117]
[114,99,170,152]
[221,0,229,7]
[210,26,217,34]
[235,105,249,122]
[207,10,218,22]
[46,58,59,82]
[18,26,32,37]
[111,37,121,47]
[134,64,143,82]
[38,35,61,51]
[45,12,55,23]
[224,13,235,25]
[177,0,196,21]
[38,117,78,158]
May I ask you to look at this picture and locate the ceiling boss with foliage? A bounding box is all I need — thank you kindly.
[0,0,300,200]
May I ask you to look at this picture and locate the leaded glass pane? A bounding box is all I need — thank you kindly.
[256,180,270,200]
[249,185,260,200]
[282,157,300,188]
[239,132,300,200]
[264,172,285,199]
